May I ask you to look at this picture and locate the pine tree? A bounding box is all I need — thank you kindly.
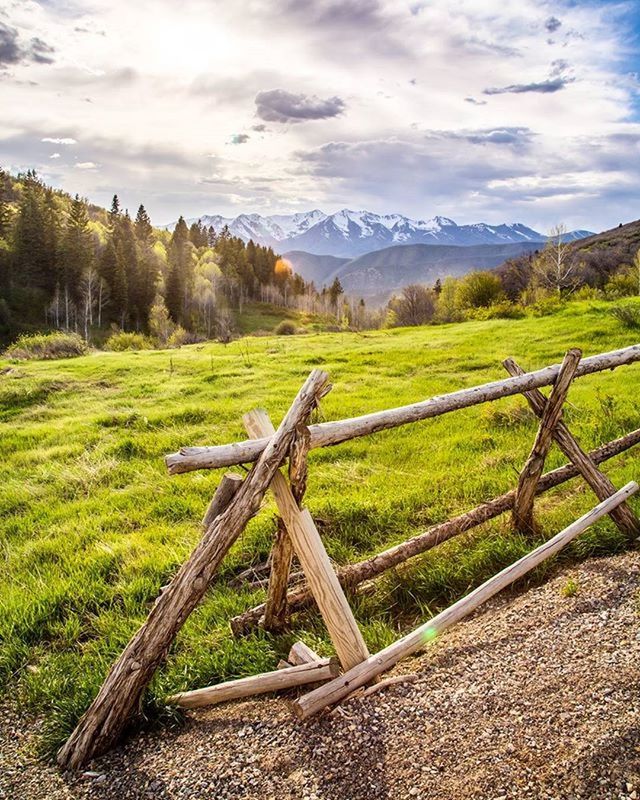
[134,205,157,330]
[166,216,189,325]
[120,212,139,328]
[61,194,93,328]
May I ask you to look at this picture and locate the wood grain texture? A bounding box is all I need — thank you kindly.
[244,408,369,672]
[166,345,640,474]
[513,349,581,534]
[57,369,330,771]
[230,428,640,635]
[288,641,322,665]
[243,413,294,632]
[294,481,639,719]
[201,473,243,530]
[167,659,339,709]
[504,356,640,537]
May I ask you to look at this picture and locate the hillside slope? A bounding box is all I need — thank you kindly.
[330,240,545,299]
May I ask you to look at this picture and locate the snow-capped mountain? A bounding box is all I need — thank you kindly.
[164,209,592,258]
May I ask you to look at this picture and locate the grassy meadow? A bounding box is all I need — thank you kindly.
[1,299,640,755]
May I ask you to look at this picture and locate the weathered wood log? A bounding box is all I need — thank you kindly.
[230,427,640,635]
[513,349,581,533]
[288,641,322,665]
[244,413,295,632]
[504,357,640,537]
[166,345,640,474]
[57,369,330,771]
[243,409,370,671]
[294,481,639,718]
[201,473,243,530]
[167,658,340,709]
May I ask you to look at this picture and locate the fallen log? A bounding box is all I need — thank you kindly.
[167,345,640,474]
[294,481,639,718]
[167,659,339,709]
[512,349,581,533]
[57,369,330,771]
[230,427,640,635]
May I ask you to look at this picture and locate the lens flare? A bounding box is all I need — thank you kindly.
[422,626,438,643]
[274,258,292,277]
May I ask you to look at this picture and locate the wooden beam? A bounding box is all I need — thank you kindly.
[230,428,640,635]
[243,409,369,672]
[504,357,640,537]
[57,369,330,771]
[167,659,339,709]
[201,473,243,530]
[166,345,640,474]
[513,349,581,534]
[294,481,639,719]
[288,641,322,665]
[244,413,295,632]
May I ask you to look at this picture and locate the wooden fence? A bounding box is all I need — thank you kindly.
[58,344,640,770]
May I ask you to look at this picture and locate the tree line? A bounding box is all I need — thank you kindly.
[0,169,355,344]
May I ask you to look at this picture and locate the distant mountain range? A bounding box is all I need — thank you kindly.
[284,241,548,304]
[166,208,593,259]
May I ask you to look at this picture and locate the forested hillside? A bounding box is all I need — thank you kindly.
[0,170,354,344]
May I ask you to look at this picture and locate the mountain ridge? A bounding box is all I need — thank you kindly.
[164,208,592,258]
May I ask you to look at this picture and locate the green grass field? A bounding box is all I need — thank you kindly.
[1,300,640,755]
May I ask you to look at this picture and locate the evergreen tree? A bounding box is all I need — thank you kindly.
[166,216,190,325]
[134,204,157,329]
[61,194,93,327]
[120,212,140,327]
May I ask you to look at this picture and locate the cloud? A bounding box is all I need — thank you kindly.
[462,127,534,146]
[229,133,250,144]
[0,23,55,67]
[255,89,346,123]
[483,77,571,95]
[251,123,268,132]
[42,137,77,144]
[49,152,60,158]
[75,161,98,169]
[464,96,487,105]
[545,16,562,33]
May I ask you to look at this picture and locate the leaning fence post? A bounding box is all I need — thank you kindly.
[243,414,295,631]
[513,349,581,534]
[243,408,370,672]
[57,369,330,771]
[504,357,640,537]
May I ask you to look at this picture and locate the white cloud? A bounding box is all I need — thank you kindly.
[0,0,637,230]
[41,137,77,144]
[49,152,61,158]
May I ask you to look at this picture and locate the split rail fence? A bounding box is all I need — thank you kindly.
[58,344,640,770]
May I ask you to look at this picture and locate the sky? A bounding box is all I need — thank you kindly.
[1,0,639,232]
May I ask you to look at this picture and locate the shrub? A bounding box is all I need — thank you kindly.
[275,320,296,335]
[167,326,205,348]
[455,271,504,309]
[610,303,640,329]
[468,301,525,320]
[104,331,154,351]
[3,331,87,360]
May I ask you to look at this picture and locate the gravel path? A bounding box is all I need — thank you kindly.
[3,551,640,800]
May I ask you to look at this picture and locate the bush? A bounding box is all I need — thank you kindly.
[468,301,525,320]
[610,303,640,329]
[275,320,296,335]
[455,271,504,309]
[3,331,87,360]
[167,326,205,348]
[104,331,154,352]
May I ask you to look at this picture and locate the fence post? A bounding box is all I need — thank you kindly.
[513,349,581,534]
[243,408,370,671]
[504,357,640,537]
